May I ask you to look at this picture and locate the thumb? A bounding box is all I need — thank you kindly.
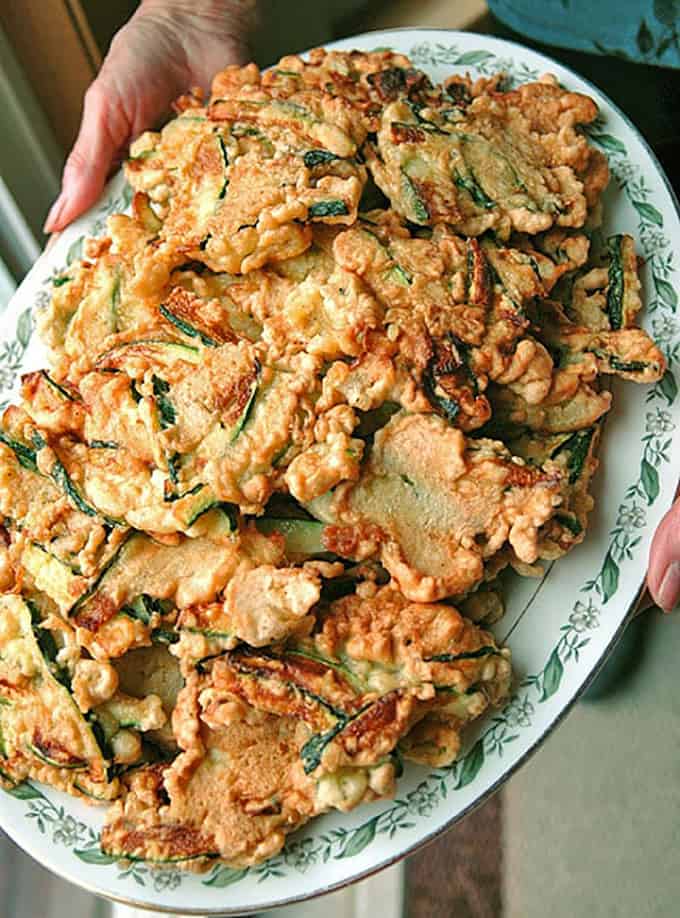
[44,82,131,233]
[647,496,680,611]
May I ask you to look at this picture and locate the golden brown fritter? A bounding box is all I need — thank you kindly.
[15,337,323,526]
[365,75,600,237]
[0,594,172,800]
[102,699,318,868]
[533,298,665,385]
[226,49,442,132]
[101,669,397,868]
[0,594,120,800]
[38,207,172,382]
[329,215,599,432]
[126,76,368,277]
[509,425,601,558]
[193,583,510,776]
[308,413,564,601]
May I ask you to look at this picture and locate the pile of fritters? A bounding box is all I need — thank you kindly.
[0,49,664,870]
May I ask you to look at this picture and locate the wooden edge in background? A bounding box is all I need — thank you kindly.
[0,0,100,153]
[64,0,103,73]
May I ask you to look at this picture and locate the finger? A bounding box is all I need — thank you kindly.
[647,497,680,611]
[44,83,130,233]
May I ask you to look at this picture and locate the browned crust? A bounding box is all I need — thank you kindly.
[211,362,259,424]
[391,123,428,145]
[74,593,118,631]
[467,239,492,308]
[161,287,236,345]
[103,822,218,861]
[322,522,385,559]
[32,728,86,768]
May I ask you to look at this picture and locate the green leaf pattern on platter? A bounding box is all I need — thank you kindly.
[0,41,678,891]
[16,309,33,349]
[454,739,485,788]
[588,133,627,155]
[74,847,118,866]
[203,866,250,887]
[654,275,678,309]
[539,648,564,701]
[657,368,678,404]
[337,818,378,858]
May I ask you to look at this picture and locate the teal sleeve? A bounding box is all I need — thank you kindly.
[488,0,680,69]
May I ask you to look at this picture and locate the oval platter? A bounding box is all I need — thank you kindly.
[0,27,678,915]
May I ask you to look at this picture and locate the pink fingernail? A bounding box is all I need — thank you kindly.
[43,194,66,234]
[657,561,680,611]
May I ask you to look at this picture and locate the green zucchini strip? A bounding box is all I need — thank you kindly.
[303,149,339,168]
[308,199,349,218]
[152,375,176,429]
[255,517,326,556]
[32,433,124,528]
[68,531,136,618]
[400,168,429,222]
[159,304,220,348]
[425,645,498,663]
[97,339,201,368]
[217,134,229,200]
[606,235,624,330]
[454,172,495,209]
[0,430,37,472]
[550,427,596,484]
[229,363,260,442]
[40,370,78,402]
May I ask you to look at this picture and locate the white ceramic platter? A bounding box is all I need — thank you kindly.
[0,27,678,916]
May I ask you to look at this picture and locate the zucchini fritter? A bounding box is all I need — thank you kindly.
[101,580,509,868]
[366,80,598,237]
[126,79,367,277]
[0,594,120,800]
[307,413,563,602]
[200,583,510,773]
[101,675,395,869]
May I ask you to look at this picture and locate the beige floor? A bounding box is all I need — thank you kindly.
[504,609,680,917]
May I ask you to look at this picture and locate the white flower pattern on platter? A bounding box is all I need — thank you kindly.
[617,505,647,532]
[646,408,675,436]
[569,600,601,633]
[504,697,535,728]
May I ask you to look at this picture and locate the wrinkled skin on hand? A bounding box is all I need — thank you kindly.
[44,0,255,233]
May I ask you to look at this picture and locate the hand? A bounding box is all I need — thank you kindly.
[648,495,680,611]
[44,0,256,233]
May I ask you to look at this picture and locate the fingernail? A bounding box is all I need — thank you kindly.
[657,561,680,611]
[43,194,66,234]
